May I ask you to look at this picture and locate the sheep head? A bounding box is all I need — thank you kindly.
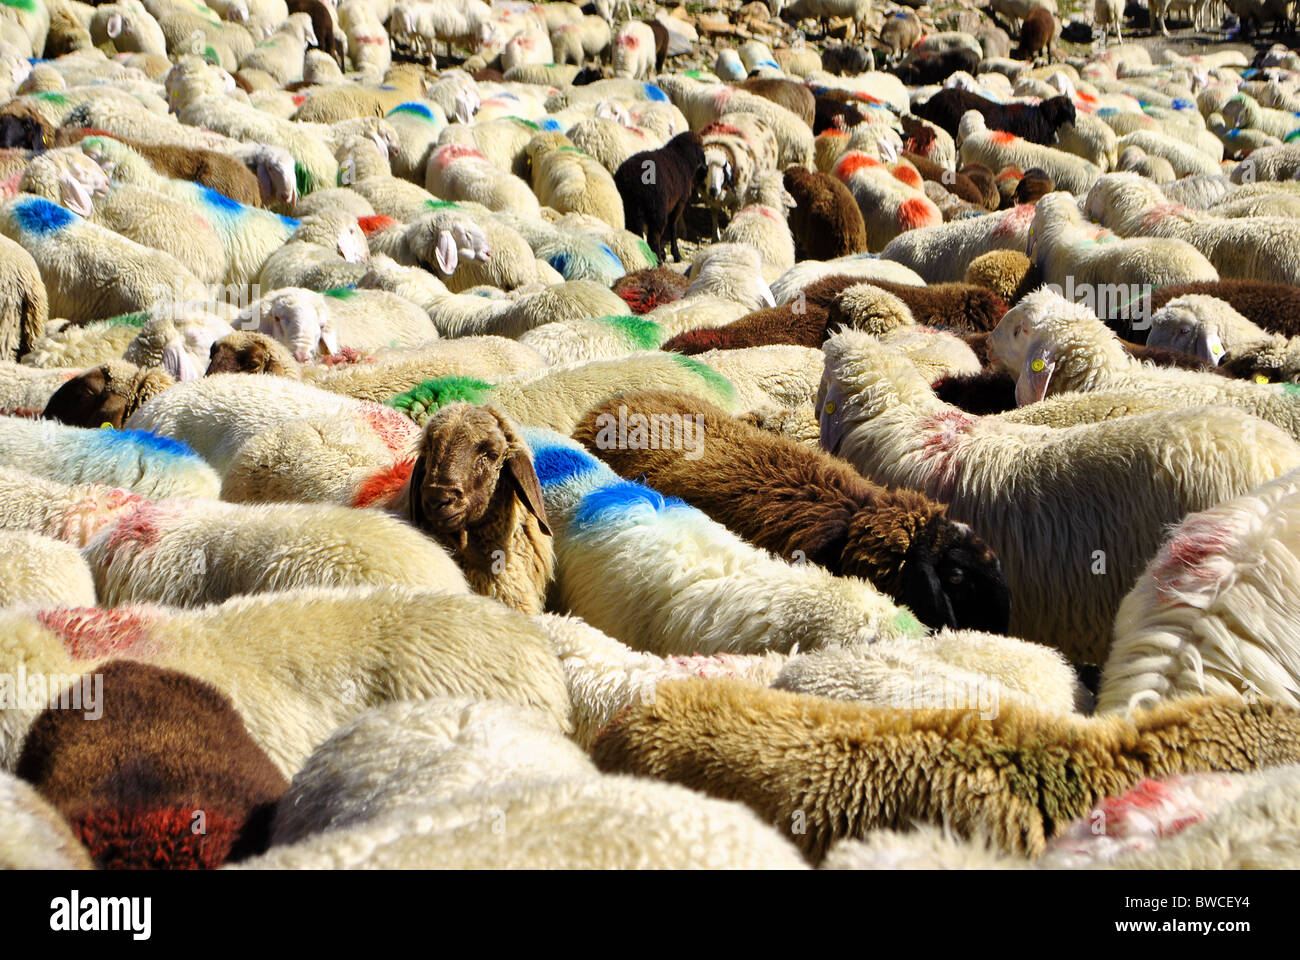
[206,332,297,378]
[406,404,550,551]
[1146,300,1227,364]
[845,505,1011,635]
[246,290,338,364]
[42,362,173,429]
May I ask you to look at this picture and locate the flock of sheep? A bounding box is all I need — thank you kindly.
[3,0,1300,872]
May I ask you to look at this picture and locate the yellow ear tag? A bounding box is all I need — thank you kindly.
[1256,374,1270,383]
[824,400,836,415]
[99,422,113,430]
[1030,358,1046,372]
[1211,344,1223,356]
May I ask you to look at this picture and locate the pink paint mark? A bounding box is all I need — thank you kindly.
[1150,518,1237,603]
[617,33,638,47]
[992,202,1036,238]
[99,500,184,563]
[56,487,150,548]
[916,409,973,500]
[435,143,486,169]
[38,605,160,660]
[700,121,744,138]
[358,402,419,453]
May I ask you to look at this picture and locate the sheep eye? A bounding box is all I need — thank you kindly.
[946,569,965,586]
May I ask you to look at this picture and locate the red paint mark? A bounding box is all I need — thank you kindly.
[834,151,878,181]
[353,458,415,508]
[76,807,243,870]
[891,164,923,188]
[57,488,150,547]
[897,195,939,230]
[822,127,849,139]
[1150,519,1236,602]
[38,605,159,660]
[701,121,744,138]
[320,346,368,366]
[617,33,639,47]
[291,94,306,106]
[435,143,486,168]
[357,213,396,236]
[99,501,181,563]
[0,406,43,419]
[990,130,1017,144]
[852,92,883,105]
[996,166,1025,183]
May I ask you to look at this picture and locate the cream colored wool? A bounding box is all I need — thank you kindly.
[0,364,77,417]
[991,288,1300,441]
[820,333,1300,661]
[769,257,925,305]
[0,531,95,609]
[693,345,826,411]
[535,613,789,749]
[879,204,1037,283]
[1099,468,1300,714]
[958,111,1103,195]
[1029,192,1219,290]
[0,771,93,869]
[19,319,141,370]
[0,588,568,777]
[523,132,624,230]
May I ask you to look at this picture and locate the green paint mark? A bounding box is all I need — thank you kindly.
[596,314,662,350]
[323,287,356,299]
[0,0,37,12]
[509,116,540,130]
[295,162,313,197]
[1282,382,1300,399]
[636,239,657,267]
[103,311,148,328]
[425,199,460,210]
[388,375,495,415]
[34,91,67,105]
[891,608,925,638]
[668,353,735,402]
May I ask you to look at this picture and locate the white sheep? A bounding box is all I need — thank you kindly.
[241,286,437,363]
[958,111,1102,195]
[819,332,1300,661]
[611,20,655,80]
[0,531,96,610]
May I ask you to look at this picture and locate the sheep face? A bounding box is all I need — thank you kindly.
[1146,305,1224,365]
[0,113,45,150]
[258,293,338,364]
[207,334,291,377]
[406,405,550,546]
[896,518,1012,635]
[42,367,129,429]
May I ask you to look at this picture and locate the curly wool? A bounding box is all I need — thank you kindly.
[0,531,95,610]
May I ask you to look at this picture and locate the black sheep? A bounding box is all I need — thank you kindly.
[892,47,981,86]
[915,88,1076,144]
[614,131,705,263]
[0,112,46,151]
[813,95,864,133]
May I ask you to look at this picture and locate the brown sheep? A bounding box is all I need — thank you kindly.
[828,279,1008,334]
[1015,6,1058,62]
[592,678,1300,862]
[53,128,263,207]
[901,150,990,208]
[1013,165,1055,205]
[611,266,690,315]
[16,660,288,869]
[782,166,869,260]
[391,404,554,615]
[960,162,1001,210]
[740,77,816,129]
[879,10,922,60]
[41,361,174,430]
[206,331,300,378]
[572,391,1011,633]
[965,249,1039,305]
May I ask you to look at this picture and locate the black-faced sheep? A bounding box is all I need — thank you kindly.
[16,660,287,870]
[915,89,1076,145]
[893,47,981,86]
[42,362,174,430]
[613,131,705,263]
[573,391,1011,633]
[391,403,554,615]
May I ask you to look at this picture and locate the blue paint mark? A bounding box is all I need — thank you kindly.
[642,83,668,102]
[599,243,621,267]
[1171,98,1193,110]
[199,184,243,213]
[98,429,201,458]
[279,214,300,231]
[1098,106,1117,117]
[539,117,562,131]
[533,445,598,486]
[12,197,74,234]
[573,480,685,527]
[389,101,434,119]
[548,251,571,276]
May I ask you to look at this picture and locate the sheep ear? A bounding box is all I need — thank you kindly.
[59,175,94,218]
[818,380,848,456]
[1016,345,1056,405]
[407,453,429,529]
[320,326,340,358]
[899,556,957,631]
[337,228,365,263]
[162,342,202,382]
[435,230,459,274]
[755,278,776,308]
[106,12,122,38]
[504,449,551,537]
[1196,329,1225,366]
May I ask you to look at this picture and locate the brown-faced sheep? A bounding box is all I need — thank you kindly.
[41,361,174,430]
[783,166,869,260]
[572,391,1011,633]
[592,678,1300,862]
[611,267,691,315]
[1013,166,1055,206]
[16,660,288,870]
[915,89,1076,145]
[960,162,1002,210]
[206,332,301,378]
[390,404,554,615]
[614,131,705,263]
